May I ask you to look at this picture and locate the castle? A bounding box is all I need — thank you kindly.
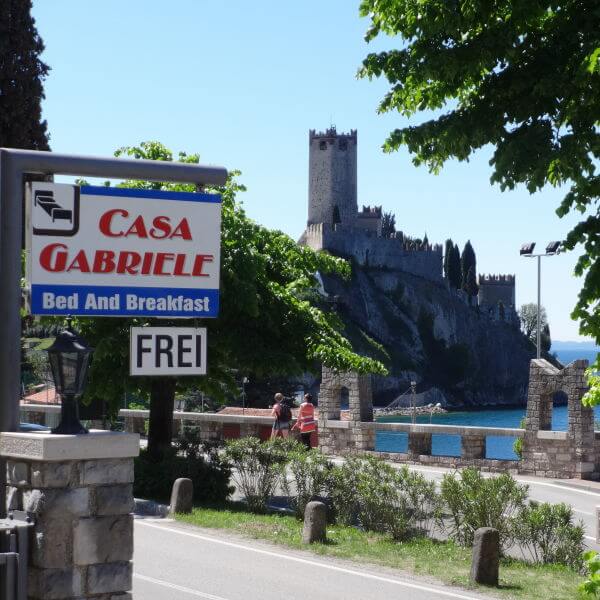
[299,127,516,318]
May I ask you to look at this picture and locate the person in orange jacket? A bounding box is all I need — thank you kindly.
[292,393,317,449]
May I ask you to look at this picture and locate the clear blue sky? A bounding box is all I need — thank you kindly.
[31,0,587,342]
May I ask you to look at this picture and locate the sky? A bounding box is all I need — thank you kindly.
[31,0,590,342]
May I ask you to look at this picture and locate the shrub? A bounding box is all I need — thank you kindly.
[440,467,527,550]
[283,447,333,519]
[134,431,232,505]
[224,437,289,513]
[329,455,440,540]
[512,501,585,570]
[513,417,526,459]
[580,551,600,597]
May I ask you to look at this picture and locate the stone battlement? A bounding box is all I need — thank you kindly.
[478,274,515,285]
[309,127,357,140]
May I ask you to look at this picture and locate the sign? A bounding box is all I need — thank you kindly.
[130,327,207,376]
[26,182,221,317]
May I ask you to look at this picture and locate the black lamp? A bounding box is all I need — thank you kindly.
[47,328,94,435]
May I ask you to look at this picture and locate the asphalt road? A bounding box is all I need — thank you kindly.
[131,463,600,599]
[132,518,491,600]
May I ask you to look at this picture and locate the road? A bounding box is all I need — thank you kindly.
[132,518,491,600]
[131,463,600,599]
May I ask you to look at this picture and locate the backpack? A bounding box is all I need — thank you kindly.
[278,399,292,422]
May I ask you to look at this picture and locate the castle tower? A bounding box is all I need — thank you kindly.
[308,127,358,228]
[478,274,516,307]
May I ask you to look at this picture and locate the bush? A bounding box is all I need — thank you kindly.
[512,501,585,570]
[513,417,526,459]
[224,437,290,513]
[580,551,600,597]
[329,455,440,540]
[283,447,333,519]
[134,431,232,505]
[440,467,527,550]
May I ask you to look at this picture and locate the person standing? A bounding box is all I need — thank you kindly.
[293,393,317,449]
[271,392,292,439]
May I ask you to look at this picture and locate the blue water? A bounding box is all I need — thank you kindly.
[375,349,599,460]
[376,405,600,459]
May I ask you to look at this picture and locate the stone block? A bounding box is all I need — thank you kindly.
[86,562,132,595]
[31,461,73,488]
[470,527,499,586]
[302,501,327,544]
[25,487,90,519]
[74,515,133,565]
[28,566,83,600]
[170,478,194,514]
[82,459,134,485]
[95,484,135,516]
[7,460,29,485]
[31,516,73,569]
[6,485,21,510]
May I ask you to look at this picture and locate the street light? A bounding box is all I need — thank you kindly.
[46,327,94,435]
[520,241,561,359]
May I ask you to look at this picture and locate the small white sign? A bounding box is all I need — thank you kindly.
[130,327,207,376]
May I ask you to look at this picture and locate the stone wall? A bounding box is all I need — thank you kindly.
[478,274,515,307]
[1,431,139,600]
[303,223,443,282]
[521,359,596,479]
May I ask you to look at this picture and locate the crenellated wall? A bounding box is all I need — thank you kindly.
[304,222,443,281]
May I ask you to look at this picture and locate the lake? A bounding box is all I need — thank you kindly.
[374,349,599,460]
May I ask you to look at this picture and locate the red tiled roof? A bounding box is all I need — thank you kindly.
[21,387,58,405]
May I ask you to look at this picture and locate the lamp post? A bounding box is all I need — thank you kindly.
[519,241,561,359]
[46,327,94,435]
[410,381,417,425]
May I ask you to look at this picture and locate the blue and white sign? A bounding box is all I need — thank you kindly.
[27,182,221,317]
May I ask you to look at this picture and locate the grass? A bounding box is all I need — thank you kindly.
[177,504,584,600]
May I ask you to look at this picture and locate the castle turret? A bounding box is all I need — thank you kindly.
[478,274,516,307]
[308,127,357,228]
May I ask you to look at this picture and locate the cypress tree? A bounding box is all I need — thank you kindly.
[448,243,462,289]
[464,266,479,305]
[461,241,477,290]
[0,0,50,149]
[443,239,453,280]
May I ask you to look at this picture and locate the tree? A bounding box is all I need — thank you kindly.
[0,0,50,149]
[75,142,386,457]
[464,267,478,306]
[443,239,453,279]
[448,243,462,290]
[498,301,506,322]
[460,241,477,295]
[357,1,600,396]
[518,303,549,346]
[381,211,396,237]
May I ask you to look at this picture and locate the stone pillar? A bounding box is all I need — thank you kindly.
[408,432,432,457]
[461,434,486,460]
[1,430,139,600]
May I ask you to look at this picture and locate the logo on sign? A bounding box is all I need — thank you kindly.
[32,187,80,236]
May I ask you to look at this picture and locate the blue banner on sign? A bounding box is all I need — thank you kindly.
[31,284,219,318]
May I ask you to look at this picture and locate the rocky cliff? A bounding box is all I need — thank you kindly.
[320,265,535,408]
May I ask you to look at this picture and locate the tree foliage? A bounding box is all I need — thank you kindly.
[357,0,600,391]
[0,0,49,149]
[443,239,462,289]
[381,210,396,237]
[75,142,385,452]
[460,241,477,292]
[518,303,549,343]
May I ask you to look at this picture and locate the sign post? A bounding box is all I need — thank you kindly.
[0,147,227,518]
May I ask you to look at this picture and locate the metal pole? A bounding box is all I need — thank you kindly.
[537,255,541,359]
[0,147,228,518]
[410,381,417,426]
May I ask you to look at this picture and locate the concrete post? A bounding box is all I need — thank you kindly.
[302,501,327,544]
[0,430,139,599]
[461,434,486,460]
[470,527,499,586]
[408,432,432,457]
[170,478,193,515]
